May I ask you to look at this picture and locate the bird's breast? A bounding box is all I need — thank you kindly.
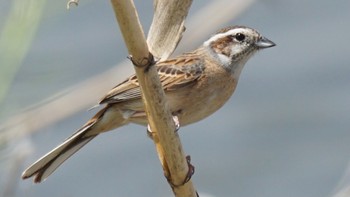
[167,69,238,126]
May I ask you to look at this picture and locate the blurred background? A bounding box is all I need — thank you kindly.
[1,0,350,197]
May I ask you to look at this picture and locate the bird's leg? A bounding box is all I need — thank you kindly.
[146,124,154,140]
[146,115,180,139]
[146,115,193,186]
[172,115,180,132]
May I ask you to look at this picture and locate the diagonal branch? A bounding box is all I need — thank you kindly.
[110,0,196,196]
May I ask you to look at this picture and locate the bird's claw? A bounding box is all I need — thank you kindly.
[182,155,195,184]
[166,155,195,187]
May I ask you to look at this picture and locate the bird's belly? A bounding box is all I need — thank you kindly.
[167,77,237,126]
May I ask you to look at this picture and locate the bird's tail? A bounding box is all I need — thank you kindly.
[22,106,127,183]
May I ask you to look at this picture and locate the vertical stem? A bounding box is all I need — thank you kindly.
[110,0,197,196]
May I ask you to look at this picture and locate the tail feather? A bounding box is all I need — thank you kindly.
[22,105,130,183]
[22,123,97,183]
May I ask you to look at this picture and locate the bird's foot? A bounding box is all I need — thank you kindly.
[166,155,195,187]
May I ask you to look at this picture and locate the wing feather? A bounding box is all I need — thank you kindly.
[99,53,205,104]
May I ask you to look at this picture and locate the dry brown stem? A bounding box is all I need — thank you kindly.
[110,0,196,196]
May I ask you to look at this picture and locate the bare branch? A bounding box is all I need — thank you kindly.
[110,0,196,196]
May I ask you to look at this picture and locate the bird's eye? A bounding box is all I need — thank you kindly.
[235,33,245,41]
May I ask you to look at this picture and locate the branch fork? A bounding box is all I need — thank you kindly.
[127,53,155,71]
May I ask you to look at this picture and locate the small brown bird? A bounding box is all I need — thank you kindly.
[22,26,275,183]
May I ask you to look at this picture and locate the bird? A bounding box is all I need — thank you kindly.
[22,25,275,183]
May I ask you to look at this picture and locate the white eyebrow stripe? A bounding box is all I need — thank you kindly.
[203,28,248,47]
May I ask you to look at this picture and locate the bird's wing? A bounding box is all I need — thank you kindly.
[99,53,205,104]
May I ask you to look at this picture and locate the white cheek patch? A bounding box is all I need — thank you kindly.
[230,45,243,55]
[217,53,231,65]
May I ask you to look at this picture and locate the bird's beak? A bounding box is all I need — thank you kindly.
[255,37,276,49]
